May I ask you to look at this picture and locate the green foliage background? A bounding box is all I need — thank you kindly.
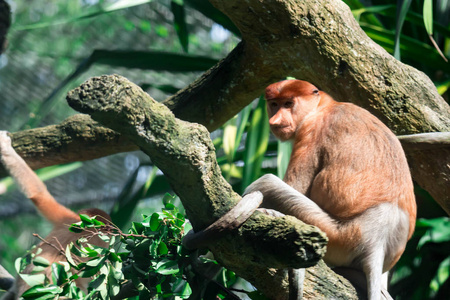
[0,0,449,299]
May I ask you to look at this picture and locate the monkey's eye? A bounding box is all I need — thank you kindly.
[269,101,278,108]
[313,89,319,94]
[283,101,294,108]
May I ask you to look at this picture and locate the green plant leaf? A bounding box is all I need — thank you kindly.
[14,0,155,31]
[394,0,413,60]
[158,241,169,256]
[156,259,179,275]
[430,256,450,292]
[51,263,68,286]
[22,285,62,299]
[33,256,50,268]
[241,97,270,191]
[277,141,292,179]
[171,0,189,52]
[423,0,433,35]
[150,213,162,231]
[18,273,47,289]
[416,217,450,248]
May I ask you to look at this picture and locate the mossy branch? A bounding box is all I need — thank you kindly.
[65,74,356,299]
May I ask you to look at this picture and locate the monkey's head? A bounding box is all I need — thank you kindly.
[265,80,323,141]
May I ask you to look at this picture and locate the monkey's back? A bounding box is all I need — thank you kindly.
[305,102,416,236]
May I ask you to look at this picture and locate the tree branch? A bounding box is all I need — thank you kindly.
[3,0,450,214]
[0,115,138,178]
[64,74,358,299]
[163,0,450,215]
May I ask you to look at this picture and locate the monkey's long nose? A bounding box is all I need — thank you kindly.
[269,111,284,127]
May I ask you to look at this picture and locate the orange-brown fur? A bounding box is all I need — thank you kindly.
[245,80,416,300]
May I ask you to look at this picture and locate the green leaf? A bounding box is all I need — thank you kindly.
[69,223,84,233]
[78,263,102,278]
[344,0,385,26]
[108,251,122,263]
[33,256,50,267]
[163,193,177,206]
[416,217,450,248]
[22,285,62,299]
[149,240,159,257]
[14,256,33,274]
[156,259,179,275]
[18,273,47,288]
[423,0,433,35]
[65,245,78,269]
[241,96,270,191]
[132,221,145,234]
[150,213,162,231]
[277,141,292,179]
[436,79,450,95]
[171,0,189,52]
[430,257,450,292]
[14,0,155,31]
[360,23,450,72]
[165,202,176,210]
[393,0,413,60]
[158,241,169,256]
[79,214,94,225]
[223,115,238,163]
[51,263,68,286]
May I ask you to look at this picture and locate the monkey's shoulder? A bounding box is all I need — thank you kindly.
[323,102,396,139]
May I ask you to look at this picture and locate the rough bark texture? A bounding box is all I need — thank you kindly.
[2,0,449,214]
[0,115,138,178]
[65,74,340,299]
[165,0,450,214]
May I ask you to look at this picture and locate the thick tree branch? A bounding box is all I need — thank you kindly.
[0,115,137,178]
[63,74,358,299]
[3,0,450,213]
[163,0,450,215]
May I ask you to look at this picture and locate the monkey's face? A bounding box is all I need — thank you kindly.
[265,79,321,141]
[266,98,298,141]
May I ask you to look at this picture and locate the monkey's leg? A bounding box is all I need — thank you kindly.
[245,174,386,300]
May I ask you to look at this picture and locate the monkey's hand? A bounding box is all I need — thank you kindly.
[0,131,13,158]
[0,131,12,146]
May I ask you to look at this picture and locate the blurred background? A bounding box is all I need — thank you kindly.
[0,1,448,299]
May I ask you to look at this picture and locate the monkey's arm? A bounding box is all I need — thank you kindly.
[0,131,78,224]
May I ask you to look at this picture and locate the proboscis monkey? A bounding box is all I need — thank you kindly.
[244,80,416,300]
[0,131,112,300]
